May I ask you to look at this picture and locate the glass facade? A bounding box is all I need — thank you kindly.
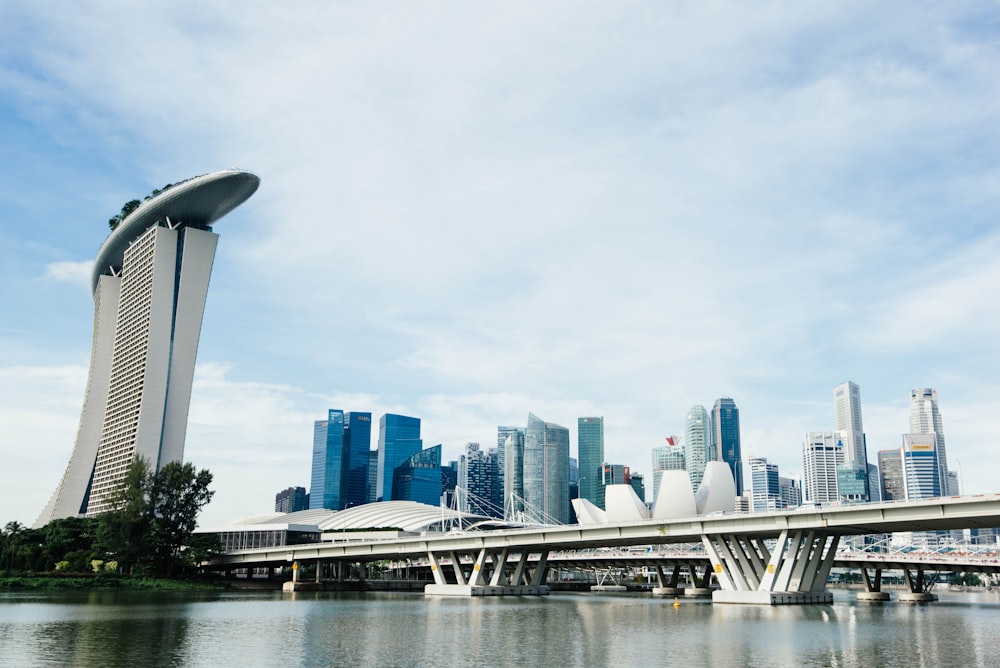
[310,410,345,510]
[684,405,711,492]
[577,417,604,508]
[523,413,570,524]
[750,457,781,511]
[878,449,904,501]
[712,398,743,496]
[392,444,442,506]
[377,414,422,501]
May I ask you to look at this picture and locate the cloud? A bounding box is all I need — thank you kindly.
[43,260,91,285]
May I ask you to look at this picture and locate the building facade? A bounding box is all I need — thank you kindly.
[376,414,422,502]
[275,486,309,513]
[909,388,951,494]
[37,171,259,526]
[749,457,781,511]
[523,413,570,524]
[577,417,604,508]
[901,433,942,499]
[834,381,869,499]
[878,449,904,501]
[392,444,442,506]
[651,437,685,502]
[712,398,743,496]
[310,410,372,510]
[500,426,525,518]
[802,431,846,504]
[684,405,712,491]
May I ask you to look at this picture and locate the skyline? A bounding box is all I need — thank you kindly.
[2,3,999,527]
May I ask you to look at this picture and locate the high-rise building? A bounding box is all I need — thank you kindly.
[651,437,685,501]
[597,463,630,509]
[577,417,605,508]
[523,413,570,524]
[275,486,309,513]
[802,431,846,504]
[441,461,458,509]
[866,463,881,502]
[458,443,500,516]
[376,414,422,501]
[684,406,712,491]
[37,171,259,526]
[749,457,781,511]
[501,426,525,518]
[901,434,941,499]
[712,398,743,496]
[834,381,869,499]
[629,472,646,503]
[392,444,442,506]
[779,476,801,508]
[367,451,379,503]
[878,449,904,501]
[310,410,345,510]
[910,388,950,494]
[309,410,372,510]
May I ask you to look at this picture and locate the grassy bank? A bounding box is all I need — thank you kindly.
[0,573,228,591]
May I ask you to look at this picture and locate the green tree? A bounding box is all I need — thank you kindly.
[42,516,99,572]
[147,462,215,576]
[96,458,153,575]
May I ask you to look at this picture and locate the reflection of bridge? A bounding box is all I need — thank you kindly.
[209,494,1000,605]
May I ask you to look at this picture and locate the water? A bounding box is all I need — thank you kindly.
[2,589,999,667]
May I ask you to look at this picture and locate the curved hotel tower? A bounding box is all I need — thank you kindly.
[36,170,259,526]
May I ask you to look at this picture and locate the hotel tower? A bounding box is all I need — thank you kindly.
[35,170,259,526]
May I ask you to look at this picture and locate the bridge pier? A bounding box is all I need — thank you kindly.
[424,547,551,596]
[704,530,837,605]
[857,567,890,602]
[652,563,685,596]
[898,567,938,603]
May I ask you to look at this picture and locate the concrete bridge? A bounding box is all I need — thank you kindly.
[209,494,1000,605]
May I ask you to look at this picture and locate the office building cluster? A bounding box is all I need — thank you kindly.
[787,383,959,512]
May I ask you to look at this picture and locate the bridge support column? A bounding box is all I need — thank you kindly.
[705,530,837,605]
[424,548,551,597]
[857,567,890,602]
[899,568,938,603]
[684,561,713,597]
[652,563,685,596]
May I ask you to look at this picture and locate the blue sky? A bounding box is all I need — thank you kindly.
[2,2,999,527]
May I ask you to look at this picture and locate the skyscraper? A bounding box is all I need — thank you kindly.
[684,405,712,491]
[391,444,442,506]
[309,410,372,510]
[651,436,685,502]
[833,381,869,501]
[901,433,942,499]
[523,413,570,524]
[37,171,259,526]
[376,414,422,501]
[802,431,846,504]
[749,457,781,511]
[909,388,951,494]
[500,426,525,517]
[275,486,309,513]
[577,417,604,507]
[712,398,743,496]
[878,449,904,501]
[458,442,499,516]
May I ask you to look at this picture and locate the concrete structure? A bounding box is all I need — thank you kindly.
[712,398,743,496]
[802,431,846,504]
[36,170,259,526]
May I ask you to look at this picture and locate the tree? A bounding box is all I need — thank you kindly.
[96,458,152,575]
[147,462,215,576]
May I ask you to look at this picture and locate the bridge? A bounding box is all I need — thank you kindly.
[208,494,1000,605]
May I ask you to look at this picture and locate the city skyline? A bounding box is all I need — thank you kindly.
[3,4,999,527]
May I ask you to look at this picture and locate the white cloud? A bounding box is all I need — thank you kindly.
[43,260,91,285]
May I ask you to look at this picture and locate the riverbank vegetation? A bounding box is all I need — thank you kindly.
[1,459,217,586]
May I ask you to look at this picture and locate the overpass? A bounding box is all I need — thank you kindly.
[209,494,1000,605]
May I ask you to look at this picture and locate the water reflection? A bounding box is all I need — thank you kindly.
[2,590,1000,667]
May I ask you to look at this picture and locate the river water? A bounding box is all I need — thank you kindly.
[1,589,999,667]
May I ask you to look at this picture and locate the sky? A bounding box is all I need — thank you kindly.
[2,2,999,528]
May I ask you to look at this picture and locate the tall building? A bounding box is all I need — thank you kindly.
[597,463,630,509]
[376,414,422,501]
[275,486,309,513]
[37,171,259,526]
[523,413,570,524]
[909,388,950,494]
[458,443,499,516]
[834,381,869,499]
[684,405,712,491]
[749,457,781,511]
[367,451,379,503]
[392,444,442,506]
[651,437,685,501]
[309,410,372,510]
[878,449,904,501]
[501,427,525,518]
[629,472,646,503]
[712,398,743,496]
[577,417,604,508]
[901,434,942,499]
[802,431,846,504]
[779,476,801,508]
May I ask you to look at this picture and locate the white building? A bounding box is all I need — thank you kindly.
[36,171,259,525]
[802,431,846,504]
[909,388,954,495]
[684,406,712,492]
